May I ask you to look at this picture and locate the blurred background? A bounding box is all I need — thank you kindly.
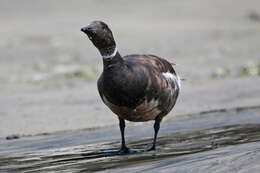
[0,0,260,138]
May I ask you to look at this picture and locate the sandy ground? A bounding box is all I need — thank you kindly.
[0,0,260,138]
[1,77,260,138]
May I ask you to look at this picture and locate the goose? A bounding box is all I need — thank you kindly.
[81,21,181,154]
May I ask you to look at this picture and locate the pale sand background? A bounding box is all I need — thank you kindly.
[0,0,260,138]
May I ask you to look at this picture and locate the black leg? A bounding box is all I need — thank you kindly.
[146,116,162,151]
[119,117,129,153]
[118,117,140,154]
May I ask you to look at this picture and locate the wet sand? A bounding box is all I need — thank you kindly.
[1,0,260,172]
[1,107,260,172]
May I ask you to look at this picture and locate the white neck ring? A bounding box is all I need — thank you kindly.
[103,47,117,59]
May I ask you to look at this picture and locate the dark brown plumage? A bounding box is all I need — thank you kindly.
[81,21,181,154]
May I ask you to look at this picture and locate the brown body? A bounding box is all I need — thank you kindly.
[98,54,180,122]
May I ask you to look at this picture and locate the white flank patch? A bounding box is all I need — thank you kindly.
[176,75,181,89]
[103,47,118,59]
[162,72,181,89]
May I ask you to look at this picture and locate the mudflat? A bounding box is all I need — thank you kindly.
[1,0,260,172]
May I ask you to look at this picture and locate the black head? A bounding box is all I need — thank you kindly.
[81,21,116,56]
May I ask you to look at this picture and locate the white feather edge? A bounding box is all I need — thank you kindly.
[162,72,181,89]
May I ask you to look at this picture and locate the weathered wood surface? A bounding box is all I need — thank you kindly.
[1,107,260,172]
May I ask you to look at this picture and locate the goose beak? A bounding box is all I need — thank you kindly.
[81,26,94,33]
